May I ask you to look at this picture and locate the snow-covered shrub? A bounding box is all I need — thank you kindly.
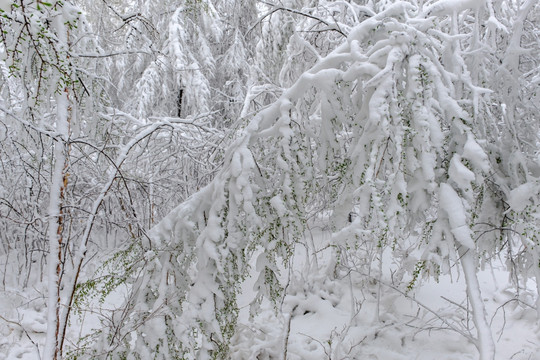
[89,2,540,359]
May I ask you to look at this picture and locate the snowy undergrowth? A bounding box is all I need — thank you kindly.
[72,2,540,358]
[3,1,540,359]
[0,250,126,360]
[228,226,539,360]
[1,228,539,359]
[0,284,46,359]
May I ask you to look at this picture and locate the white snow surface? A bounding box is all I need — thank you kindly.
[426,0,484,16]
[2,228,539,359]
[462,134,490,173]
[508,182,538,212]
[231,227,539,360]
[449,154,475,191]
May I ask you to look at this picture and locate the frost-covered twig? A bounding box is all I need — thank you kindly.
[489,298,535,342]
[250,1,347,37]
[440,295,469,313]
[0,106,61,140]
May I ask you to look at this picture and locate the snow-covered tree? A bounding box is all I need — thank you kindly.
[81,1,540,359]
[0,1,225,358]
[2,0,540,359]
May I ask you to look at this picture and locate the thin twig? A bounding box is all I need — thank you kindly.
[282,313,292,360]
[441,295,469,313]
[249,1,346,37]
[0,314,41,359]
[351,269,476,343]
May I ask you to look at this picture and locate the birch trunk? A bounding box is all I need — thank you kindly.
[44,89,69,360]
[44,10,71,359]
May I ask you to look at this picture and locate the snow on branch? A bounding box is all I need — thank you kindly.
[93,2,532,358]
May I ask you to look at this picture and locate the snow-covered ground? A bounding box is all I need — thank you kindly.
[1,230,539,359]
[231,229,539,360]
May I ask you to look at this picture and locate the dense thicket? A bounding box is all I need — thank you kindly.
[1,1,539,359]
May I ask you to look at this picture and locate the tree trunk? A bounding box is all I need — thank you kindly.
[44,88,70,360]
[458,247,495,360]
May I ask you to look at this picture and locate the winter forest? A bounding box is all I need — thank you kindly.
[1,0,540,359]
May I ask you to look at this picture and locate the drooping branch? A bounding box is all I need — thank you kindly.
[250,0,347,37]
